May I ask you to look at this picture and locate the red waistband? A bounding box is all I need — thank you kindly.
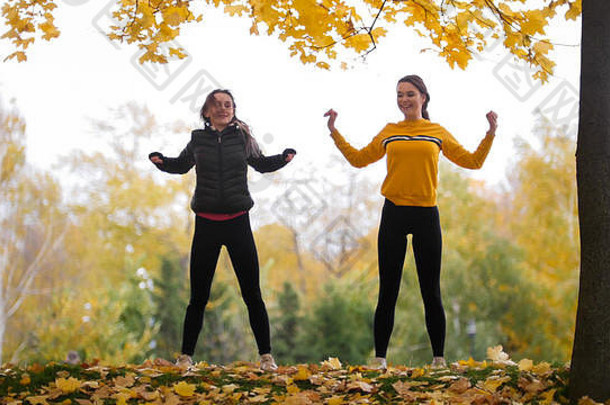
[196,211,247,221]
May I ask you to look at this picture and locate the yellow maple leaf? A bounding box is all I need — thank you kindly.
[532,362,552,375]
[24,396,49,405]
[286,383,300,394]
[345,33,371,53]
[222,383,238,394]
[292,365,311,381]
[321,357,342,370]
[534,40,553,55]
[539,388,557,404]
[518,358,534,372]
[174,381,196,397]
[481,375,511,392]
[56,377,82,394]
[113,392,130,405]
[38,21,60,41]
[520,9,548,36]
[487,345,510,362]
[565,0,582,20]
[327,396,344,405]
[411,367,425,378]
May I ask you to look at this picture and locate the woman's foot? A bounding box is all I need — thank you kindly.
[175,354,193,368]
[260,353,278,371]
[369,357,387,370]
[430,356,447,369]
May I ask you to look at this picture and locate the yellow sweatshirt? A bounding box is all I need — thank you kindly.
[330,119,495,207]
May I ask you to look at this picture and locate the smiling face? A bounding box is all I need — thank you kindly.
[203,92,235,131]
[397,81,426,121]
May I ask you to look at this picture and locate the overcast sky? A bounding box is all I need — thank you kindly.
[0,2,581,192]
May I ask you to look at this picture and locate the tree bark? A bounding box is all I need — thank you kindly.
[570,0,610,401]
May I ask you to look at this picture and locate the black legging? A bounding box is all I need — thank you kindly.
[374,199,446,358]
[181,213,271,356]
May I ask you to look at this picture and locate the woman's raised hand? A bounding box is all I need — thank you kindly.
[486,111,498,136]
[324,109,338,133]
[149,152,164,164]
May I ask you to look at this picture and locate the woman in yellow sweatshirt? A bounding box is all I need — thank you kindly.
[324,74,498,369]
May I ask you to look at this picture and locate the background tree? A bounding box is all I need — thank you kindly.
[152,255,188,360]
[0,97,67,364]
[271,282,302,364]
[298,275,374,365]
[507,114,578,360]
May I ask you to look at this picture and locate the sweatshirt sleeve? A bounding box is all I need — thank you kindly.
[248,152,288,173]
[441,129,495,170]
[330,129,386,168]
[150,142,195,174]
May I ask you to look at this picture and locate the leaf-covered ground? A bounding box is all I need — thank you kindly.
[0,348,603,404]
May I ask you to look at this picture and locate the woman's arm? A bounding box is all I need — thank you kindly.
[442,111,498,170]
[149,143,195,174]
[324,109,385,168]
[248,148,296,173]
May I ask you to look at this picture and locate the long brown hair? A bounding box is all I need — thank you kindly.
[397,75,431,120]
[200,89,261,158]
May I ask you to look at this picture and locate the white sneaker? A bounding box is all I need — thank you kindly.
[369,357,387,370]
[260,353,278,371]
[175,354,193,368]
[430,356,447,369]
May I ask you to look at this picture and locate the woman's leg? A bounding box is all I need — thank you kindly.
[411,207,446,358]
[225,214,271,355]
[374,200,408,358]
[181,216,222,356]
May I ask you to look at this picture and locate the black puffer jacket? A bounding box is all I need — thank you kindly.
[150,123,295,214]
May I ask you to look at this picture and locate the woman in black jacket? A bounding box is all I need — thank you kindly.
[150,89,295,371]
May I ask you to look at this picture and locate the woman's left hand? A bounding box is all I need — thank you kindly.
[283,148,297,162]
[486,111,498,136]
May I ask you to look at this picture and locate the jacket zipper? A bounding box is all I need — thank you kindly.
[217,134,224,203]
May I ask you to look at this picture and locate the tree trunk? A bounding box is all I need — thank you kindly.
[570,0,610,401]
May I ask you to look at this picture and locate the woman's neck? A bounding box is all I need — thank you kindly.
[403,114,423,122]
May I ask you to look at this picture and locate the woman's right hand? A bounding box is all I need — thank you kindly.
[149,152,164,164]
[324,109,338,133]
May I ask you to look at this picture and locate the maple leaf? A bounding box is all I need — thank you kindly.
[286,383,301,394]
[487,345,510,362]
[518,358,534,372]
[55,376,82,394]
[448,377,471,394]
[539,388,557,404]
[327,396,345,405]
[532,362,552,375]
[24,396,50,405]
[113,375,135,388]
[565,0,582,20]
[320,357,342,371]
[222,383,238,393]
[174,381,196,397]
[293,365,311,381]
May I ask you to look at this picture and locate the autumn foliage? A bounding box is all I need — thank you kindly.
[0,346,590,404]
[2,0,581,81]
